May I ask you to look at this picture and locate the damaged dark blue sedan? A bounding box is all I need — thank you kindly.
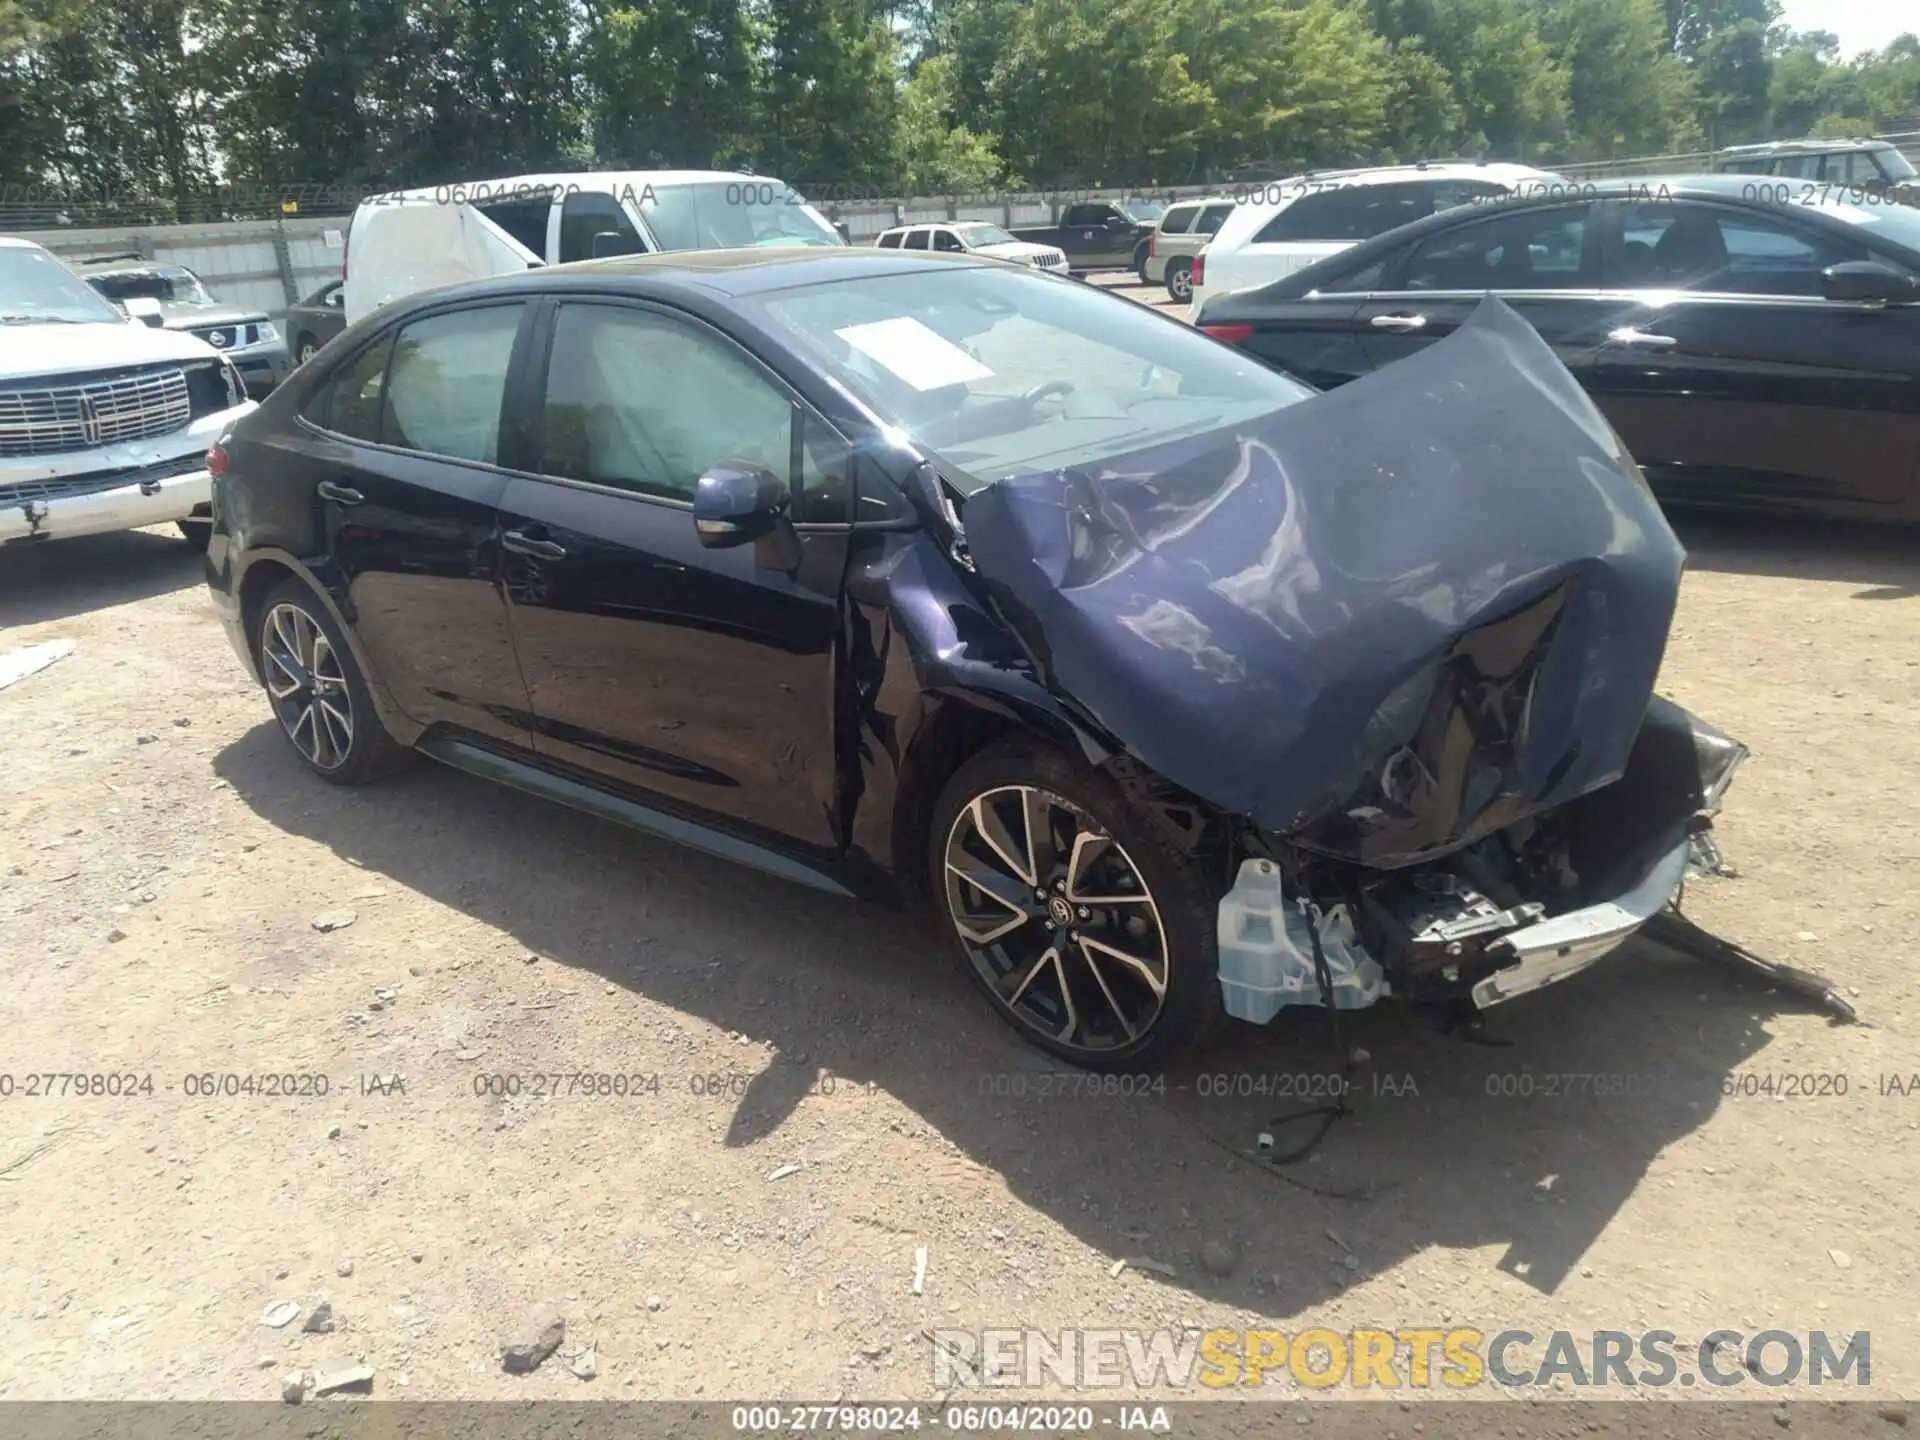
[203,247,1749,1071]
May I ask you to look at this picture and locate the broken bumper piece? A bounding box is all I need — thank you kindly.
[1470,822,1691,1008]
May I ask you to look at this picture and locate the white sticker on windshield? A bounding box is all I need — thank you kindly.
[834,317,994,391]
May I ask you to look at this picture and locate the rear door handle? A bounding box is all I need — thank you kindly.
[502,528,568,560]
[316,481,363,505]
[1369,313,1427,331]
[1607,326,1678,349]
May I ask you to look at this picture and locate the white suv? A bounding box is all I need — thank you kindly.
[1190,163,1563,314]
[2,237,254,548]
[875,221,1070,274]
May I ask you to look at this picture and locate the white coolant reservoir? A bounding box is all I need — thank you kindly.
[1216,859,1389,1023]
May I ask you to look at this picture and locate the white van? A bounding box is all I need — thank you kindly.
[343,170,845,322]
[1190,163,1562,315]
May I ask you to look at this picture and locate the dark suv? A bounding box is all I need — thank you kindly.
[203,247,1746,1071]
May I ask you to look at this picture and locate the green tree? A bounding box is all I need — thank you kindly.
[1364,0,1572,157]
[894,51,1007,191]
[1539,0,1700,156]
[1673,0,1780,144]
[753,0,899,187]
[585,0,758,169]
[1172,0,1392,177]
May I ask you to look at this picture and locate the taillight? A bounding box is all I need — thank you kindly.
[1200,324,1252,345]
[1148,232,1157,257]
[1191,254,1205,289]
[206,443,230,477]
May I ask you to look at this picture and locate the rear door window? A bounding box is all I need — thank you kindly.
[1159,206,1197,236]
[903,229,930,251]
[379,304,525,464]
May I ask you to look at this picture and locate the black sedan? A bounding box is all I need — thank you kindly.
[204,247,1747,1070]
[1194,175,1920,522]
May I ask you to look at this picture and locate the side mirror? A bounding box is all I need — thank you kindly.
[590,230,637,260]
[123,296,166,328]
[1822,260,1920,305]
[693,461,802,570]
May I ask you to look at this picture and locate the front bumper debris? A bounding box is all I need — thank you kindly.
[1470,822,1691,1008]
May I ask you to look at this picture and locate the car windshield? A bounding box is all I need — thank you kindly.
[1822,198,1920,251]
[751,264,1312,491]
[636,181,843,251]
[1118,199,1167,222]
[0,246,126,325]
[86,266,218,306]
[954,223,1018,247]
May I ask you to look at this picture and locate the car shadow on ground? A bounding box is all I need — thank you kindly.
[214,726,1833,1322]
[0,526,206,627]
[1671,511,1920,601]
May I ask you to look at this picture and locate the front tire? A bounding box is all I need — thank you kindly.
[929,738,1222,1071]
[1165,258,1194,303]
[177,519,211,552]
[253,577,409,785]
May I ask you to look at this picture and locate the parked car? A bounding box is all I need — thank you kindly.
[205,245,1750,1069]
[1143,197,1235,300]
[343,170,844,322]
[2,237,253,548]
[874,221,1069,275]
[1188,162,1563,313]
[285,279,348,366]
[81,258,291,396]
[1009,198,1166,276]
[1192,175,1920,522]
[1712,138,1919,206]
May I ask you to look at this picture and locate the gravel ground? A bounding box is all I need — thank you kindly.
[1,352,1916,1411]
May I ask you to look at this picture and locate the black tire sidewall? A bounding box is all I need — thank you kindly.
[928,737,1221,1071]
[1166,259,1193,302]
[254,577,402,785]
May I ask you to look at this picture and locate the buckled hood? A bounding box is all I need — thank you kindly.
[962,298,1686,869]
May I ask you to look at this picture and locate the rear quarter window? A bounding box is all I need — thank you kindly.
[1159,206,1197,236]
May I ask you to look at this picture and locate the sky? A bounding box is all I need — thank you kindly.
[1775,0,1916,57]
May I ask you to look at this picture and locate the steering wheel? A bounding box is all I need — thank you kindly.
[1020,379,1075,406]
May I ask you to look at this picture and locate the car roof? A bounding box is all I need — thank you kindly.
[362,170,778,205]
[400,244,987,307]
[1717,139,1893,155]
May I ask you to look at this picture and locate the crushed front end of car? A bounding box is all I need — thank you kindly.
[961,297,1757,1023]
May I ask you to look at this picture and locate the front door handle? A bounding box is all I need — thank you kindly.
[317,481,363,505]
[502,528,568,561]
[1607,326,1678,349]
[1369,313,1427,331]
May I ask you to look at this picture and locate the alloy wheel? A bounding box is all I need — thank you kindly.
[1169,265,1193,301]
[943,784,1170,1054]
[261,601,354,770]
[298,340,317,365]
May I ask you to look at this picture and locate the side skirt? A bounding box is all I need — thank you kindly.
[418,736,859,900]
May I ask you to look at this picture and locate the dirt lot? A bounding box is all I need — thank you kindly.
[3,489,1918,1408]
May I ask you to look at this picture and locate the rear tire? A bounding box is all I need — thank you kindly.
[1165,258,1194,303]
[177,519,211,552]
[929,736,1223,1071]
[253,577,410,785]
[295,334,318,366]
